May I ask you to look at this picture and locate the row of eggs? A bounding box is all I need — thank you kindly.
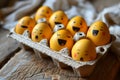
[15,6,111,61]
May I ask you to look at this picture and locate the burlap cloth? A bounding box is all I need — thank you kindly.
[0,0,120,58]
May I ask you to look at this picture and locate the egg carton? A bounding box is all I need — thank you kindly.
[8,28,115,77]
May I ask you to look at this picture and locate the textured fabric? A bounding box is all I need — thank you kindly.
[0,0,44,29]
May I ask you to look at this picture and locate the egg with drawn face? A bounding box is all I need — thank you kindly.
[87,21,111,46]
[15,16,36,34]
[50,29,74,52]
[72,38,96,61]
[35,6,53,22]
[66,16,88,36]
[49,11,68,29]
[31,23,52,42]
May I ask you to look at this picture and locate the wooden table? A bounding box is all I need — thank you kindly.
[0,28,120,80]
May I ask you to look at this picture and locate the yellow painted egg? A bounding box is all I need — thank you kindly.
[66,16,88,36]
[72,38,96,61]
[35,6,53,22]
[31,22,52,42]
[87,21,111,46]
[49,11,68,29]
[15,16,36,34]
[50,29,74,52]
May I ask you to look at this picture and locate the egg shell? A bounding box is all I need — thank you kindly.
[49,11,68,29]
[66,16,88,36]
[50,29,74,52]
[87,21,111,46]
[15,16,36,34]
[72,38,97,61]
[35,6,53,22]
[31,22,52,42]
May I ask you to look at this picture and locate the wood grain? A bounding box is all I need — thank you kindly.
[89,51,120,80]
[0,28,20,68]
[0,48,119,80]
[0,49,85,80]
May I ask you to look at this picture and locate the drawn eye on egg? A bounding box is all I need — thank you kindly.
[67,35,71,38]
[61,17,63,20]
[80,22,82,25]
[40,33,42,34]
[73,21,76,23]
[57,34,60,36]
[55,16,57,19]
[47,11,49,14]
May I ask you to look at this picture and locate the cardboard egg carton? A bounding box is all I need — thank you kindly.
[8,28,115,77]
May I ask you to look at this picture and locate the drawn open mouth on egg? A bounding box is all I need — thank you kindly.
[21,25,28,28]
[92,30,99,36]
[58,39,66,46]
[73,26,80,32]
[35,35,39,39]
[55,22,61,25]
[80,57,84,61]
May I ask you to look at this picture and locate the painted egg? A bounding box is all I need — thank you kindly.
[87,21,111,46]
[72,38,96,61]
[31,22,52,42]
[15,16,36,34]
[49,11,68,29]
[35,6,53,23]
[66,16,88,36]
[50,29,74,52]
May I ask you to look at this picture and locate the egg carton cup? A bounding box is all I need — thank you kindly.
[8,27,115,77]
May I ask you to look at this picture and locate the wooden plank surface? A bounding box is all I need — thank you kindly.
[0,49,85,80]
[89,51,120,80]
[0,28,20,68]
[0,49,119,80]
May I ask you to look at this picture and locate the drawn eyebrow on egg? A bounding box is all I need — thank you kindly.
[85,53,88,56]
[100,28,103,31]
[47,11,49,13]
[57,34,60,36]
[54,16,56,18]
[40,30,43,32]
[100,26,104,29]
[67,35,71,38]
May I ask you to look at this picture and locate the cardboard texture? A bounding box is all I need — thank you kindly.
[8,28,115,77]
